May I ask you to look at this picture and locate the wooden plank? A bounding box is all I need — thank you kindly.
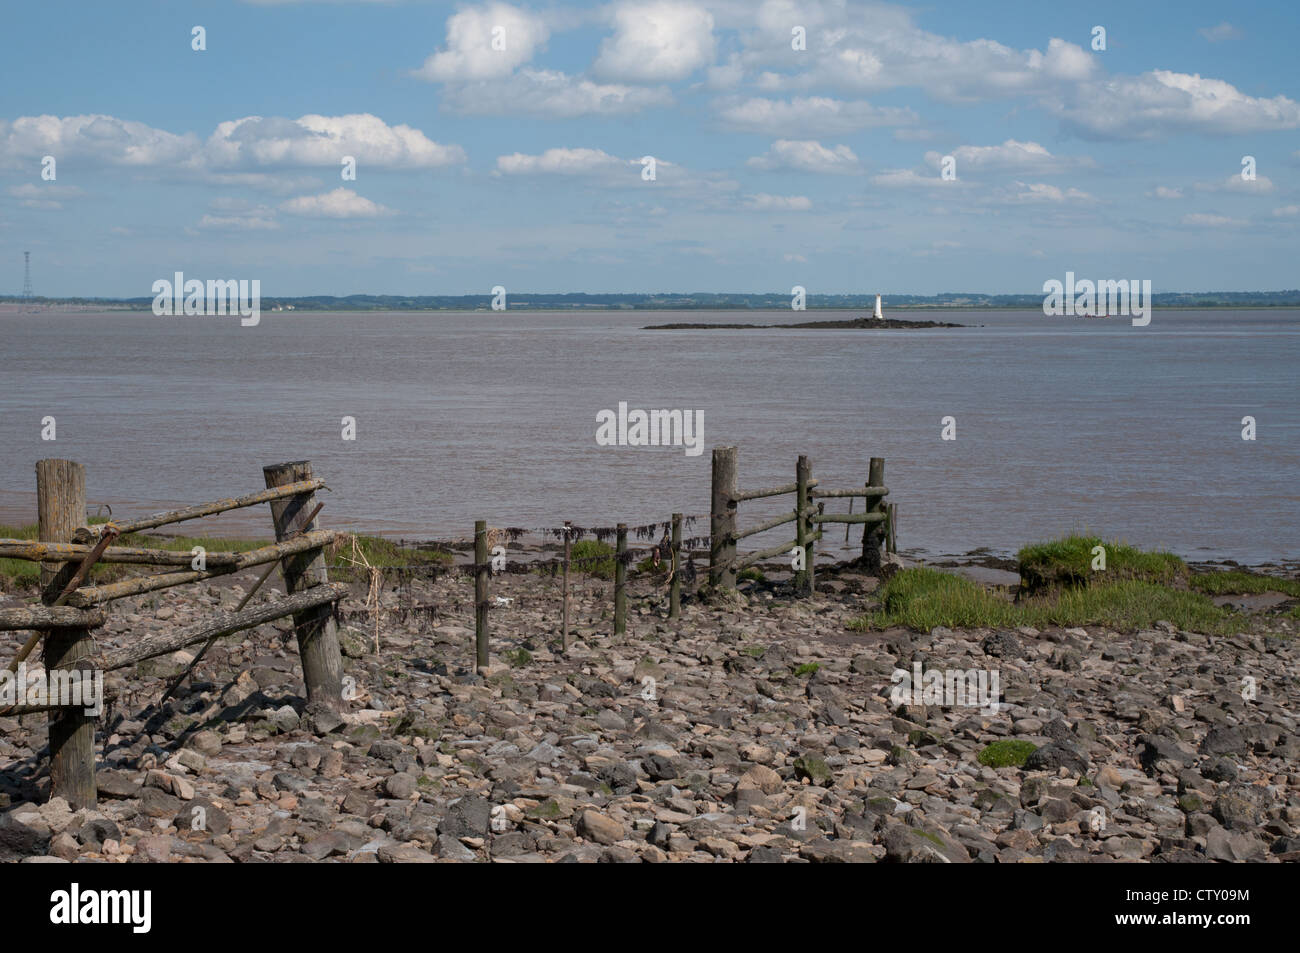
[0,606,105,631]
[263,463,344,714]
[91,583,348,671]
[0,539,241,566]
[732,510,796,541]
[61,530,338,606]
[809,487,889,499]
[737,531,823,570]
[735,478,819,502]
[810,512,888,524]
[73,479,326,540]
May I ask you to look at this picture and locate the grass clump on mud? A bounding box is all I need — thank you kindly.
[1188,570,1300,597]
[852,566,1247,636]
[1017,535,1183,594]
[977,740,1038,768]
[569,540,617,579]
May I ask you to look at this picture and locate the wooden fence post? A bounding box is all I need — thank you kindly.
[475,520,489,670]
[263,462,344,712]
[861,457,886,574]
[37,459,96,809]
[614,523,627,636]
[709,446,737,590]
[561,521,571,653]
[887,502,898,555]
[669,513,682,619]
[795,455,813,596]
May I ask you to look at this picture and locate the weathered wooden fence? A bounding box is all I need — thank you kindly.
[708,446,891,594]
[465,447,894,666]
[0,458,347,809]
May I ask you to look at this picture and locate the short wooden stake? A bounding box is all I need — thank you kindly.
[709,447,737,590]
[669,513,682,619]
[561,522,572,653]
[861,457,886,574]
[614,523,627,636]
[475,520,489,670]
[796,455,814,596]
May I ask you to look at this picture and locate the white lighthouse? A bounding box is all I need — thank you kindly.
[873,294,883,319]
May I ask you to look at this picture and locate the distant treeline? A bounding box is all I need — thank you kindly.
[5,290,1300,311]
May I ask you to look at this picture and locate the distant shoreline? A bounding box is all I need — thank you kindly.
[5,303,1300,316]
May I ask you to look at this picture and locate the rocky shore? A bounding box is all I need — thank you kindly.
[1,554,1297,864]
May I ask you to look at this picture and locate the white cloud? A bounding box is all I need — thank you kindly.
[207,114,464,169]
[1051,70,1300,139]
[592,1,715,83]
[716,3,1293,141]
[730,2,1097,103]
[1273,205,1300,218]
[715,96,917,136]
[1194,173,1276,194]
[279,187,391,218]
[1182,212,1247,227]
[871,169,950,188]
[1199,22,1242,43]
[744,193,811,210]
[203,172,324,193]
[6,183,84,209]
[198,213,280,230]
[1149,186,1184,199]
[747,139,859,174]
[494,147,737,201]
[412,3,549,81]
[497,147,629,176]
[441,70,673,117]
[996,181,1096,204]
[924,139,1093,174]
[0,114,199,167]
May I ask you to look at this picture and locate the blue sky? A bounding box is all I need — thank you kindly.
[2,0,1298,297]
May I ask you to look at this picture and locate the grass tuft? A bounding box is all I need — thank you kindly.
[1017,535,1183,593]
[852,566,1247,635]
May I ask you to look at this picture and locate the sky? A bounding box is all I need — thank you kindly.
[1,0,1298,298]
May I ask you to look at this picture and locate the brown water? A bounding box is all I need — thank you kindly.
[1,309,1296,562]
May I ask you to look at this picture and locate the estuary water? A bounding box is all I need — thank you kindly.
[1,308,1296,563]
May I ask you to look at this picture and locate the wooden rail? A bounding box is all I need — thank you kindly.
[72,479,326,540]
[0,459,348,810]
[0,605,106,630]
[0,539,243,566]
[61,530,339,607]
